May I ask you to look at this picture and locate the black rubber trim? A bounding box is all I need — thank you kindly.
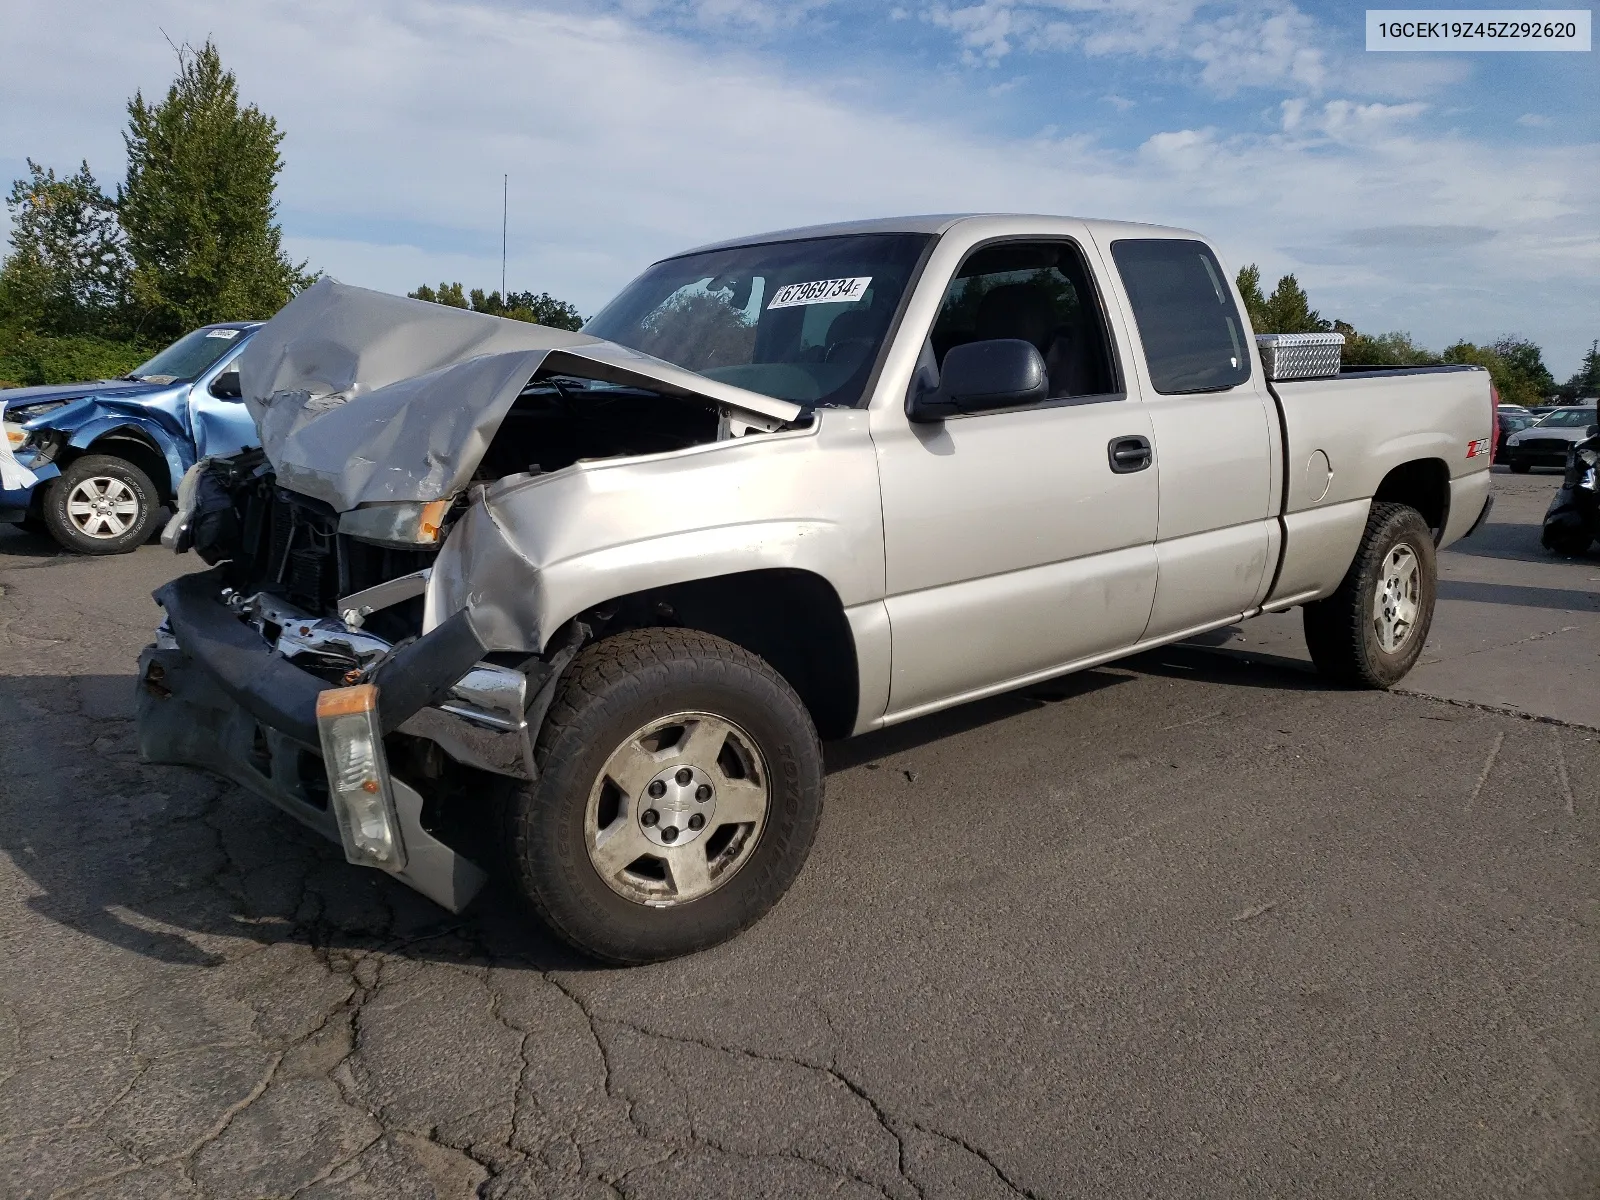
[371,609,486,733]
[154,568,328,745]
[1262,377,1292,605]
[1464,493,1495,538]
[154,567,488,745]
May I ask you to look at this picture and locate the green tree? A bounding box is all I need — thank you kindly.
[1490,336,1555,399]
[1235,264,1269,333]
[410,282,583,330]
[496,289,585,330]
[1441,341,1519,405]
[1235,265,1330,334]
[119,40,308,337]
[409,281,468,308]
[0,159,128,335]
[1332,322,1439,367]
[1262,273,1330,334]
[1561,339,1600,399]
[1443,337,1555,407]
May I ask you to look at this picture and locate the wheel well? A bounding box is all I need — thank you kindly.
[1372,458,1449,537]
[590,569,861,741]
[74,434,173,502]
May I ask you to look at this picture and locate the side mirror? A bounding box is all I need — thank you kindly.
[210,370,242,400]
[1587,424,1599,439]
[907,339,1048,422]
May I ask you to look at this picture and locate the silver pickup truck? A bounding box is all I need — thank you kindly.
[140,214,1495,963]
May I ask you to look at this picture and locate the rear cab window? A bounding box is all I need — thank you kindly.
[1109,239,1251,394]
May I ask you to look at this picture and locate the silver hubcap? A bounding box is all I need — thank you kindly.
[65,477,140,539]
[1372,544,1421,653]
[585,711,770,906]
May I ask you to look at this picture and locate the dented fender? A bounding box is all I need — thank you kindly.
[62,406,192,490]
[423,408,887,655]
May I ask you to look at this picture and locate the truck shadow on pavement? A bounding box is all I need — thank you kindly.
[1,650,1309,975]
[1437,578,1600,612]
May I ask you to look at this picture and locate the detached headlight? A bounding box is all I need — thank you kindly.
[3,422,24,451]
[316,684,406,870]
[338,499,452,547]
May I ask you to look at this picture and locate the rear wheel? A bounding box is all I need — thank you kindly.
[1303,502,1437,689]
[42,454,159,555]
[508,628,824,964]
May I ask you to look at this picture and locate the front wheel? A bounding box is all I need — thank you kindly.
[1508,458,1531,474]
[41,454,160,555]
[508,628,824,964]
[1303,502,1437,688]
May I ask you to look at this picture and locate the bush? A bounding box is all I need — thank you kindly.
[0,323,155,389]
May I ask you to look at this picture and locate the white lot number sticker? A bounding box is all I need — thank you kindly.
[205,328,240,339]
[767,276,872,309]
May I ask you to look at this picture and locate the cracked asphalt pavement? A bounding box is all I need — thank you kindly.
[1,470,1596,1198]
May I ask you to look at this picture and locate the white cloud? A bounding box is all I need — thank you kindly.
[616,0,835,32]
[927,2,1020,64]
[1280,98,1428,140]
[1516,113,1552,128]
[0,0,1595,372]
[922,0,1328,95]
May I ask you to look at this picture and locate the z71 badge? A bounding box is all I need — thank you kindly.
[1466,438,1492,458]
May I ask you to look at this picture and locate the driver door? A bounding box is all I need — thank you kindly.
[870,236,1159,720]
[188,339,258,459]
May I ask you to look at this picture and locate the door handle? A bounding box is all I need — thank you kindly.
[1108,435,1152,474]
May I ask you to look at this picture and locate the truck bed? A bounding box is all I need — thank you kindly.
[1267,363,1493,608]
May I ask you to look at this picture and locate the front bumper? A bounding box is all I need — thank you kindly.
[1507,445,1575,467]
[136,568,532,912]
[0,461,58,524]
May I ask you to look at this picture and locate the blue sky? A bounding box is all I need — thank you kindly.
[2,0,1596,374]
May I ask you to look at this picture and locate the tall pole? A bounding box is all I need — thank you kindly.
[501,175,508,302]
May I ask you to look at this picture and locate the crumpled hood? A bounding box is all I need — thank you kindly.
[239,278,802,512]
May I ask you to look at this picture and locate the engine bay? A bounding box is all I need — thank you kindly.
[472,376,724,483]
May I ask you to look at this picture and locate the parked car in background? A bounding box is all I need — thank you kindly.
[0,322,262,553]
[1496,406,1536,459]
[1503,407,1600,473]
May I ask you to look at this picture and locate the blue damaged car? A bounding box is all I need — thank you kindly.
[1,322,262,554]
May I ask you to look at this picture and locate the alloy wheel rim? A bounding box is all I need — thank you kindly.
[585,711,770,906]
[65,477,140,539]
[1372,544,1421,653]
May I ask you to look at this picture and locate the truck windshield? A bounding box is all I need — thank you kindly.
[128,327,247,384]
[585,233,931,408]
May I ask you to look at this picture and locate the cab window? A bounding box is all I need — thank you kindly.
[1109,238,1251,394]
[929,240,1119,401]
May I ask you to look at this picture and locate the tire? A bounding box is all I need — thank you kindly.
[42,454,159,555]
[1509,458,1531,474]
[1303,502,1437,689]
[508,627,824,964]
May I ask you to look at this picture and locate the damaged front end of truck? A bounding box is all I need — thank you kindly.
[136,279,805,913]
